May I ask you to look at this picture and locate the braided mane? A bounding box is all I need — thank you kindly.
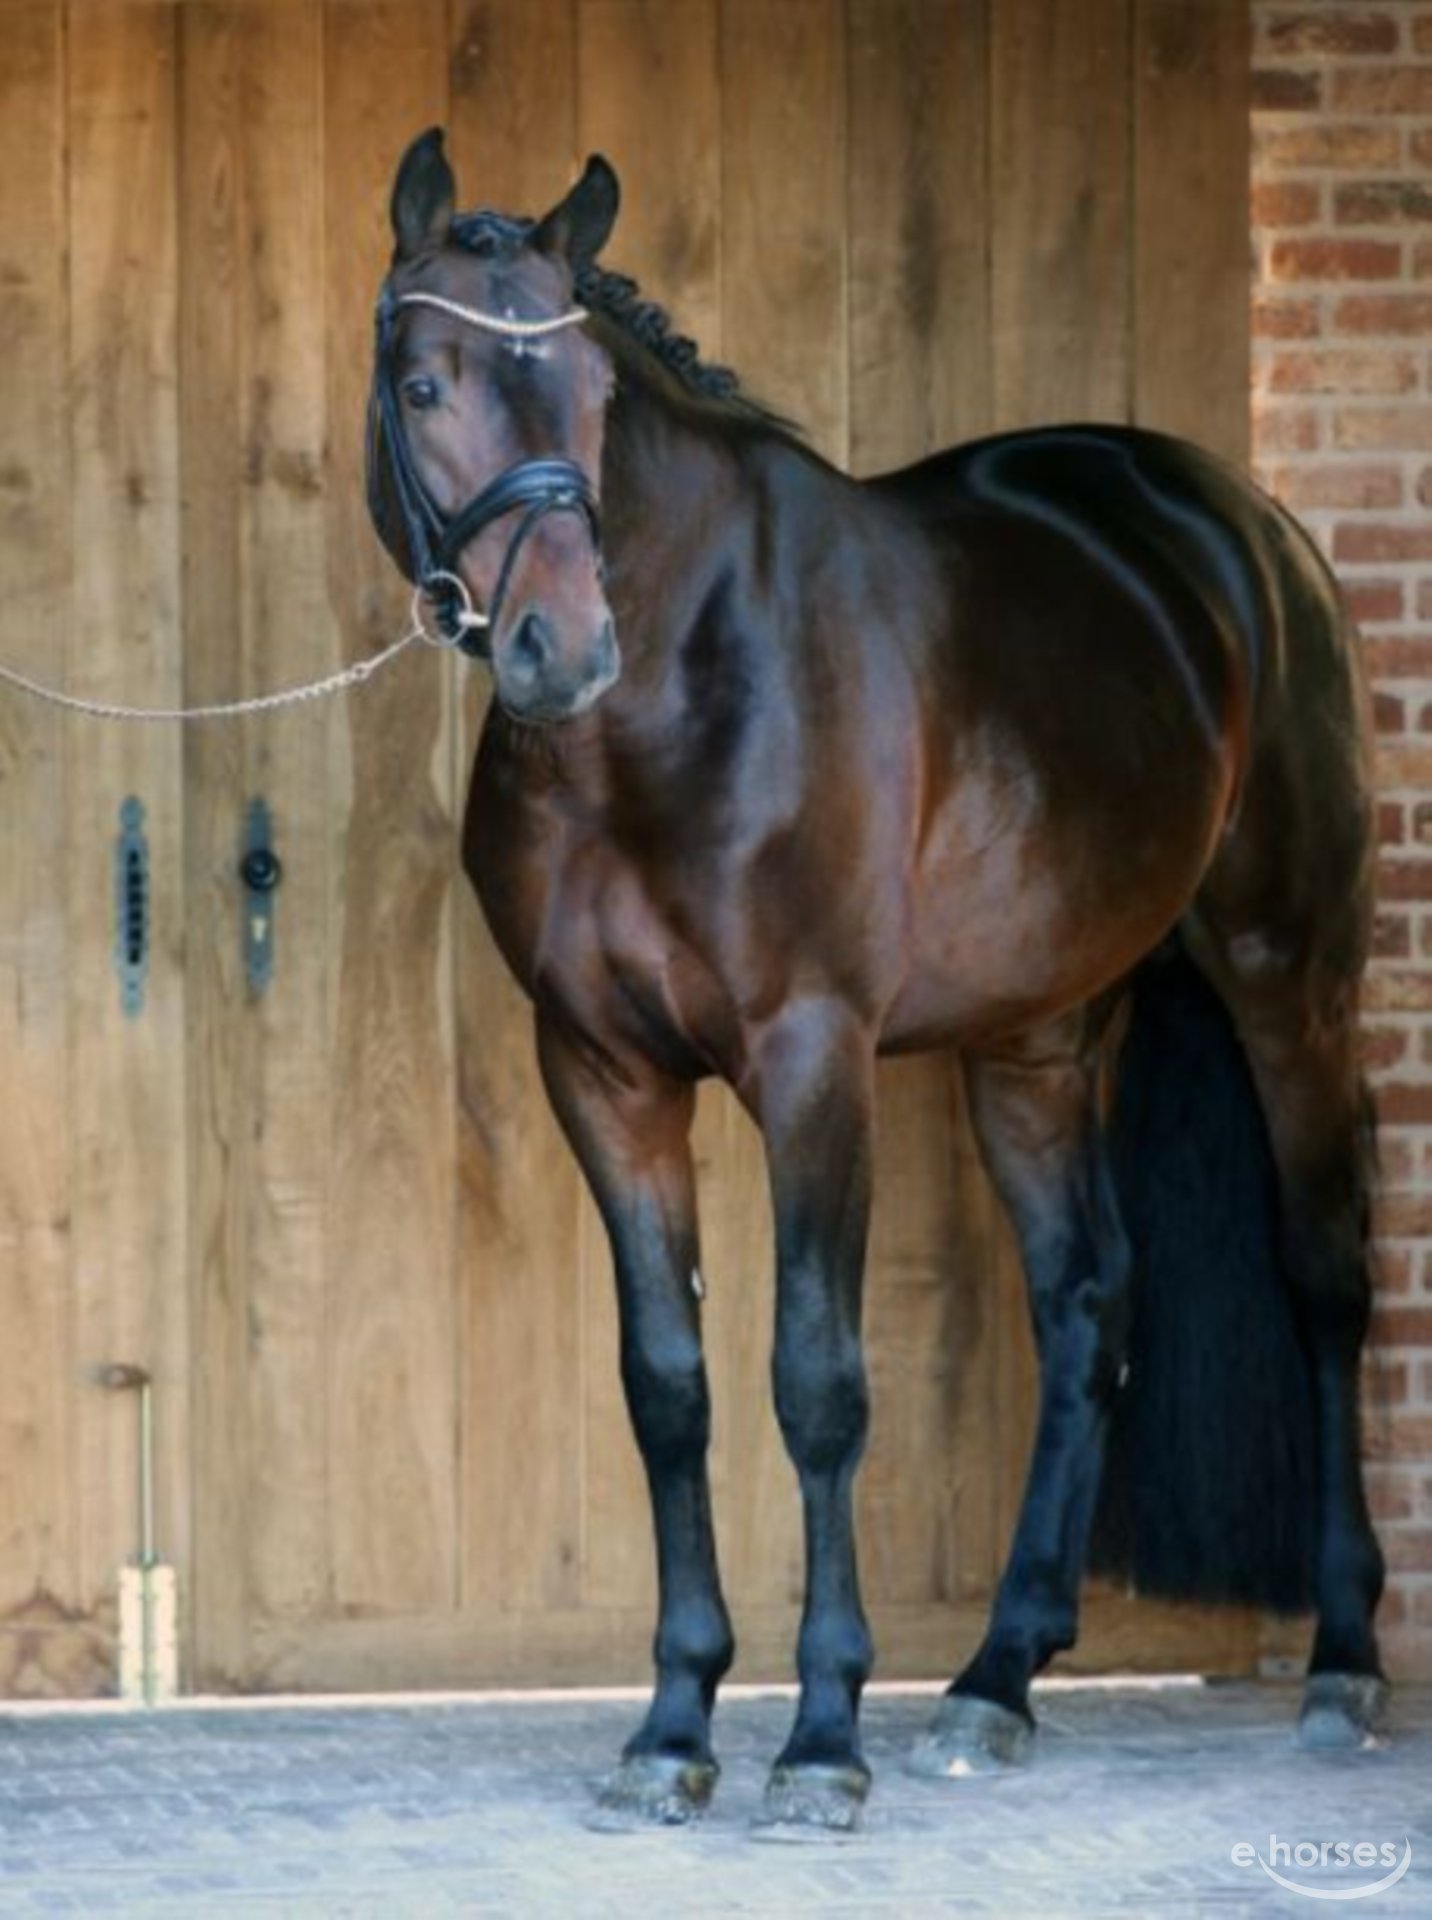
[451,208,791,432]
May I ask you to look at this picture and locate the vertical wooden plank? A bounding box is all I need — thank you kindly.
[848,0,992,472]
[232,0,336,1639]
[184,0,339,1687]
[447,0,590,1621]
[990,0,1132,429]
[322,0,458,1615]
[0,0,89,1696]
[1134,0,1251,462]
[578,0,722,348]
[722,0,848,462]
[574,0,727,1619]
[178,0,251,1689]
[66,0,192,1652]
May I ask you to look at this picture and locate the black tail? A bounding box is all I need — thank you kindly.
[1090,943,1317,1613]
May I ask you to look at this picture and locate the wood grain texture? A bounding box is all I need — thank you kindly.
[990,0,1133,429]
[179,0,251,1688]
[0,3,76,1633]
[448,0,592,1620]
[1134,0,1251,461]
[246,1587,1269,1693]
[321,0,459,1615]
[721,0,848,462]
[65,0,192,1646]
[848,0,993,471]
[183,0,342,1690]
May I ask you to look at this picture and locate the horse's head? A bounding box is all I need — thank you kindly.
[369,129,621,725]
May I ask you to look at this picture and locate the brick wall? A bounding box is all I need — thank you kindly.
[1252,1,1432,1680]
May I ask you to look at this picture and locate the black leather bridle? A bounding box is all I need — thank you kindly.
[367,284,602,656]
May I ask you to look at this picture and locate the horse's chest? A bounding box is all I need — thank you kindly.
[536,844,740,1078]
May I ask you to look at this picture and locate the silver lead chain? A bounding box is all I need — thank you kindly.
[0,582,478,724]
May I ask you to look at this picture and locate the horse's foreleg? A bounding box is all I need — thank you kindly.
[538,1017,733,1823]
[913,1015,1129,1778]
[747,1002,876,1831]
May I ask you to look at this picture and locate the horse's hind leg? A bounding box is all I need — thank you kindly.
[912,1003,1130,1777]
[1190,923,1386,1747]
[538,1016,734,1822]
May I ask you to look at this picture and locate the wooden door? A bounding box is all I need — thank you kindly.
[0,0,1256,1698]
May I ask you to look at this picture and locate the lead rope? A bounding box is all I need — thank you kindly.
[0,576,485,723]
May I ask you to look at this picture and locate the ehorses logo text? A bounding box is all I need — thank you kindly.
[1231,1835,1413,1900]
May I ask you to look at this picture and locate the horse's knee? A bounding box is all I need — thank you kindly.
[772,1330,869,1475]
[622,1342,711,1468]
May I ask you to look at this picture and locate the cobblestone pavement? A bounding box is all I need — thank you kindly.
[0,1681,1427,1916]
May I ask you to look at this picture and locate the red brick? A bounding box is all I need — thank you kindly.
[1253,294,1322,340]
[1269,236,1402,280]
[1380,1584,1410,1627]
[1420,580,1432,621]
[1365,1411,1432,1460]
[1363,1023,1410,1070]
[1381,798,1409,842]
[1414,16,1432,55]
[1371,910,1413,957]
[1253,66,1325,110]
[1419,467,1432,508]
[1333,66,1432,113]
[1373,1242,1416,1292]
[1375,1192,1432,1240]
[1271,348,1418,393]
[1373,692,1407,739]
[1377,741,1432,786]
[1373,1080,1432,1125]
[1413,800,1432,844]
[1253,180,1323,228]
[1334,407,1432,451]
[1367,635,1432,677]
[1279,463,1404,510]
[1335,521,1432,562]
[1344,577,1406,621]
[1371,1304,1432,1346]
[1336,182,1432,226]
[1252,402,1322,451]
[1254,122,1401,170]
[1366,1472,1419,1523]
[1263,11,1401,57]
[1416,241,1432,281]
[1412,130,1432,170]
[1333,292,1432,335]
[1382,1528,1432,1574]
[1379,1136,1420,1188]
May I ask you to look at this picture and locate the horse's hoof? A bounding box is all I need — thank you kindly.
[590,1752,718,1828]
[906,1693,1034,1778]
[1297,1672,1388,1752]
[753,1761,870,1837]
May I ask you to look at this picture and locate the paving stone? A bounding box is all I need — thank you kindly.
[0,1683,1427,1913]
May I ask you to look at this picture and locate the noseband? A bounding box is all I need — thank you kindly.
[368,287,601,656]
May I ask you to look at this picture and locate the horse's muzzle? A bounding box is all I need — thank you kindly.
[495,617,621,725]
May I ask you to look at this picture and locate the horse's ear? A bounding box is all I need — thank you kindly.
[391,126,455,261]
[529,156,620,272]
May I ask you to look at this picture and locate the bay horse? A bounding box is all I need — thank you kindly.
[367,130,1387,1830]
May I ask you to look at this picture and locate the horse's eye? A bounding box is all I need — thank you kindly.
[402,375,440,411]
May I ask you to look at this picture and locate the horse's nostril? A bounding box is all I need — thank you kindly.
[510,611,553,680]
